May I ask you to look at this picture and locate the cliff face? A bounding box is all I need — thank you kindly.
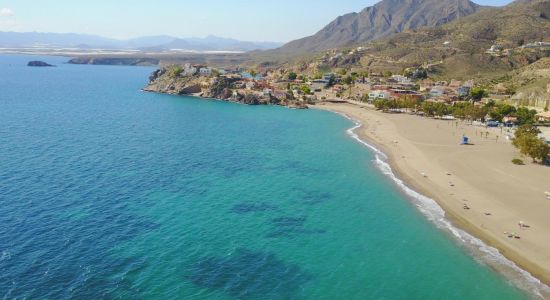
[143,67,307,108]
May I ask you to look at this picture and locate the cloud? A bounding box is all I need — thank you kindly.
[0,8,14,17]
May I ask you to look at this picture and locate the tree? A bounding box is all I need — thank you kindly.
[288,72,297,81]
[343,76,353,85]
[374,99,386,110]
[504,85,517,95]
[514,124,541,138]
[383,71,393,77]
[470,87,488,101]
[515,107,537,125]
[513,125,549,163]
[514,135,549,163]
[249,70,257,78]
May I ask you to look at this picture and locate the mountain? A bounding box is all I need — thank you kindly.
[0,32,282,52]
[147,35,282,52]
[274,0,483,55]
[286,0,550,82]
[0,32,124,49]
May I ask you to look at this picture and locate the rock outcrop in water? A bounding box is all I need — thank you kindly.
[143,66,308,108]
[27,61,55,67]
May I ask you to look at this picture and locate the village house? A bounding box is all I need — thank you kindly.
[457,86,471,97]
[537,111,550,122]
[332,85,344,93]
[368,90,391,101]
[234,81,246,89]
[389,75,412,85]
[323,73,335,82]
[311,79,328,92]
[522,41,550,49]
[449,80,462,88]
[272,90,288,100]
[390,89,423,100]
[183,63,197,76]
[246,81,256,90]
[503,115,518,124]
[199,67,212,76]
[430,86,446,98]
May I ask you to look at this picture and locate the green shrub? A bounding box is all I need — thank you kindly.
[512,158,524,165]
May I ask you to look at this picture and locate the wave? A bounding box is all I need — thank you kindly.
[337,112,550,299]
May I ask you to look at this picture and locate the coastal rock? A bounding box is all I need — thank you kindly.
[27,61,55,67]
[143,66,308,109]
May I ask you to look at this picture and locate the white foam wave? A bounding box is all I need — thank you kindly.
[338,112,550,299]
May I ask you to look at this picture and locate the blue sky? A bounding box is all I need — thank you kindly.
[0,0,514,42]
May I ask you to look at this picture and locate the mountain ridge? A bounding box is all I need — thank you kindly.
[272,0,484,55]
[0,31,283,52]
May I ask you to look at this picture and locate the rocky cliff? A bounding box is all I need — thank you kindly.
[68,57,160,66]
[143,66,307,108]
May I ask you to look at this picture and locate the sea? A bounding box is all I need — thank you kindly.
[0,54,547,299]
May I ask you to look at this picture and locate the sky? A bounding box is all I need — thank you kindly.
[0,0,515,43]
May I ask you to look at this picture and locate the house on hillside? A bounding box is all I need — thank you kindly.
[457,86,471,97]
[389,75,411,85]
[390,89,423,100]
[486,44,503,55]
[246,81,256,90]
[199,67,212,76]
[368,90,391,101]
[311,79,328,92]
[503,116,518,124]
[430,86,446,98]
[522,41,550,49]
[183,63,197,76]
[537,111,550,122]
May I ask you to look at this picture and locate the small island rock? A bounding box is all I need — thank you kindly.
[27,61,55,67]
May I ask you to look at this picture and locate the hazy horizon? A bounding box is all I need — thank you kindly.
[0,0,515,43]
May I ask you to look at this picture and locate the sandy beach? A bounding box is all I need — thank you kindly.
[316,102,550,290]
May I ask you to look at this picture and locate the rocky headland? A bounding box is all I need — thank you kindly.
[69,57,160,66]
[143,66,308,108]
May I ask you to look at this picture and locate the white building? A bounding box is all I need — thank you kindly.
[390,75,412,85]
[199,67,212,76]
[368,90,391,100]
[183,63,197,75]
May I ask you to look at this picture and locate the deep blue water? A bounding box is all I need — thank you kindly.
[0,54,529,299]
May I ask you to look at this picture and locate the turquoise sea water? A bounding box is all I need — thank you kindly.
[0,54,533,299]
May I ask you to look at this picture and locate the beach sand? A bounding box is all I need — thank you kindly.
[316,102,550,290]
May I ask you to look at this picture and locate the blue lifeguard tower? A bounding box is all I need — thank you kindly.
[461,135,469,145]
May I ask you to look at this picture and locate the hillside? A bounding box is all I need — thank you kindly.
[366,0,550,78]
[272,0,482,55]
[275,0,550,83]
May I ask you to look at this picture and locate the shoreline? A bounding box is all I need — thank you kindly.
[314,102,550,298]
